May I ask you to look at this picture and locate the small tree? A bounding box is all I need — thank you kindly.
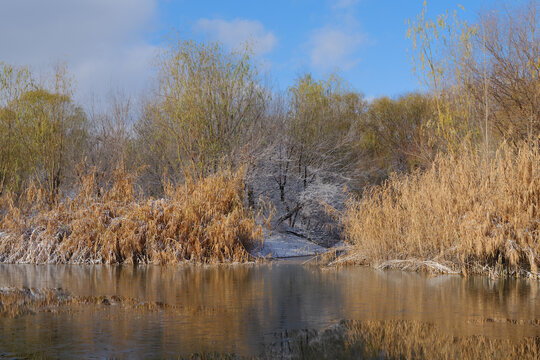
[16,89,86,198]
[287,73,364,189]
[87,91,134,176]
[408,0,539,148]
[467,0,539,144]
[361,93,436,176]
[407,1,478,151]
[0,63,87,199]
[150,37,267,178]
[254,73,365,234]
[0,63,33,193]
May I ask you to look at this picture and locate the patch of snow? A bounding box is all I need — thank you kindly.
[252,230,328,258]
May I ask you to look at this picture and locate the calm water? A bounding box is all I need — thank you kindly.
[0,260,539,359]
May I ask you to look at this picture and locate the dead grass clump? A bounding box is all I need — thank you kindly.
[343,142,540,277]
[0,168,262,264]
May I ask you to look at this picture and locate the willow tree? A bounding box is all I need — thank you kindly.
[361,93,436,176]
[150,37,267,178]
[16,89,86,198]
[287,73,364,189]
[408,0,539,149]
[0,63,87,198]
[0,63,33,193]
[407,2,478,151]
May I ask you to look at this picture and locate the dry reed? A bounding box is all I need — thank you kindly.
[0,287,71,317]
[0,168,262,264]
[0,286,188,318]
[342,142,540,277]
[267,320,540,359]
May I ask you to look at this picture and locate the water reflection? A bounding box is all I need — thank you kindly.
[0,263,539,358]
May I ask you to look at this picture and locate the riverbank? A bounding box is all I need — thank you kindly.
[1,143,538,277]
[341,142,540,279]
[0,169,262,264]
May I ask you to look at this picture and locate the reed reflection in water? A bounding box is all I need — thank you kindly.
[0,262,539,358]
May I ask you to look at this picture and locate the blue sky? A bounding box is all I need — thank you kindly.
[155,0,493,98]
[0,0,497,104]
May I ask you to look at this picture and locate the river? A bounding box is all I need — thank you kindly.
[0,260,539,359]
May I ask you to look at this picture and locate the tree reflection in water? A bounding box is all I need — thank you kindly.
[0,263,538,358]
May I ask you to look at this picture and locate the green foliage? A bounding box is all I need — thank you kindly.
[361,93,436,175]
[0,63,33,193]
[148,37,267,178]
[287,73,365,173]
[0,63,87,198]
[407,1,479,150]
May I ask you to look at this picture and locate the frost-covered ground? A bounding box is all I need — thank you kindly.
[0,226,336,261]
[252,230,329,258]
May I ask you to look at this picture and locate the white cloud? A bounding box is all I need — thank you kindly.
[332,0,360,9]
[194,18,277,55]
[0,0,159,105]
[308,27,366,70]
[306,0,368,72]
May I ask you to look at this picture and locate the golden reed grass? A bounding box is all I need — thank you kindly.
[276,320,540,360]
[0,286,187,318]
[0,168,262,264]
[3,288,538,360]
[0,287,71,317]
[342,142,539,277]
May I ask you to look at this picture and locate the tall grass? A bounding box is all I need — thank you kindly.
[0,168,262,264]
[342,142,539,277]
